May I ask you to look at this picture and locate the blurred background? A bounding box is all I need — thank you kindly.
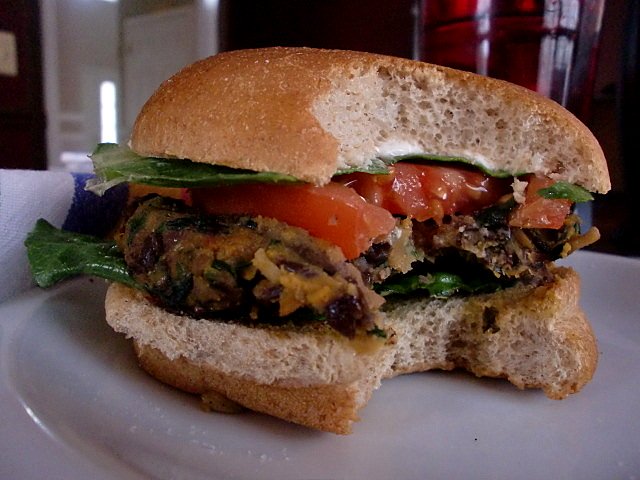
[0,0,637,255]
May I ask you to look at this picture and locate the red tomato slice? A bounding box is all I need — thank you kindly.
[338,163,510,223]
[190,182,396,259]
[508,175,572,229]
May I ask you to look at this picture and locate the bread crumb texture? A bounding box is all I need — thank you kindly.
[385,267,597,400]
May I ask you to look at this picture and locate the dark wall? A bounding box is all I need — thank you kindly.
[0,0,46,169]
[218,0,415,58]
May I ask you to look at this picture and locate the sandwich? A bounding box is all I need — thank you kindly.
[25,47,610,434]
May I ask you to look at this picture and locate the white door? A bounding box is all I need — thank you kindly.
[121,6,197,140]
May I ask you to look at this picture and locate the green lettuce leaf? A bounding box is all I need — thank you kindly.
[86,144,594,206]
[375,271,501,299]
[24,219,138,288]
[86,144,520,196]
[86,143,300,195]
[537,181,594,202]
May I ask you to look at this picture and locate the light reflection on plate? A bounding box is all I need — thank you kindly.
[1,251,639,479]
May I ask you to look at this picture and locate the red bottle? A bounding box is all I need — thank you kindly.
[418,0,605,121]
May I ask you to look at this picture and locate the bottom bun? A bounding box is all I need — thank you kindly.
[104,266,597,434]
[134,341,384,434]
[105,282,395,434]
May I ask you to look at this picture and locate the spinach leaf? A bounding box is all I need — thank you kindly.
[380,153,514,178]
[86,143,300,195]
[376,271,501,298]
[86,144,520,197]
[537,181,594,202]
[336,153,513,177]
[86,144,593,206]
[475,198,516,228]
[24,219,139,288]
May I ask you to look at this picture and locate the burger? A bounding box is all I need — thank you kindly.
[26,47,610,434]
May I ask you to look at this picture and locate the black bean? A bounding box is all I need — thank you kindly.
[325,295,364,339]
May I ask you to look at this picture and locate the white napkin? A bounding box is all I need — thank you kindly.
[0,169,128,303]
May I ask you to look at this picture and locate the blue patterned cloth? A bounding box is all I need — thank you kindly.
[0,169,128,303]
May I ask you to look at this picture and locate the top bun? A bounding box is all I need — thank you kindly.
[130,47,610,193]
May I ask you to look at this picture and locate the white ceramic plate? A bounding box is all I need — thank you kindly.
[1,250,639,480]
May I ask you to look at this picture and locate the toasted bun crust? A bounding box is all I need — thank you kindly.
[133,342,384,435]
[130,47,609,192]
[105,267,597,434]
